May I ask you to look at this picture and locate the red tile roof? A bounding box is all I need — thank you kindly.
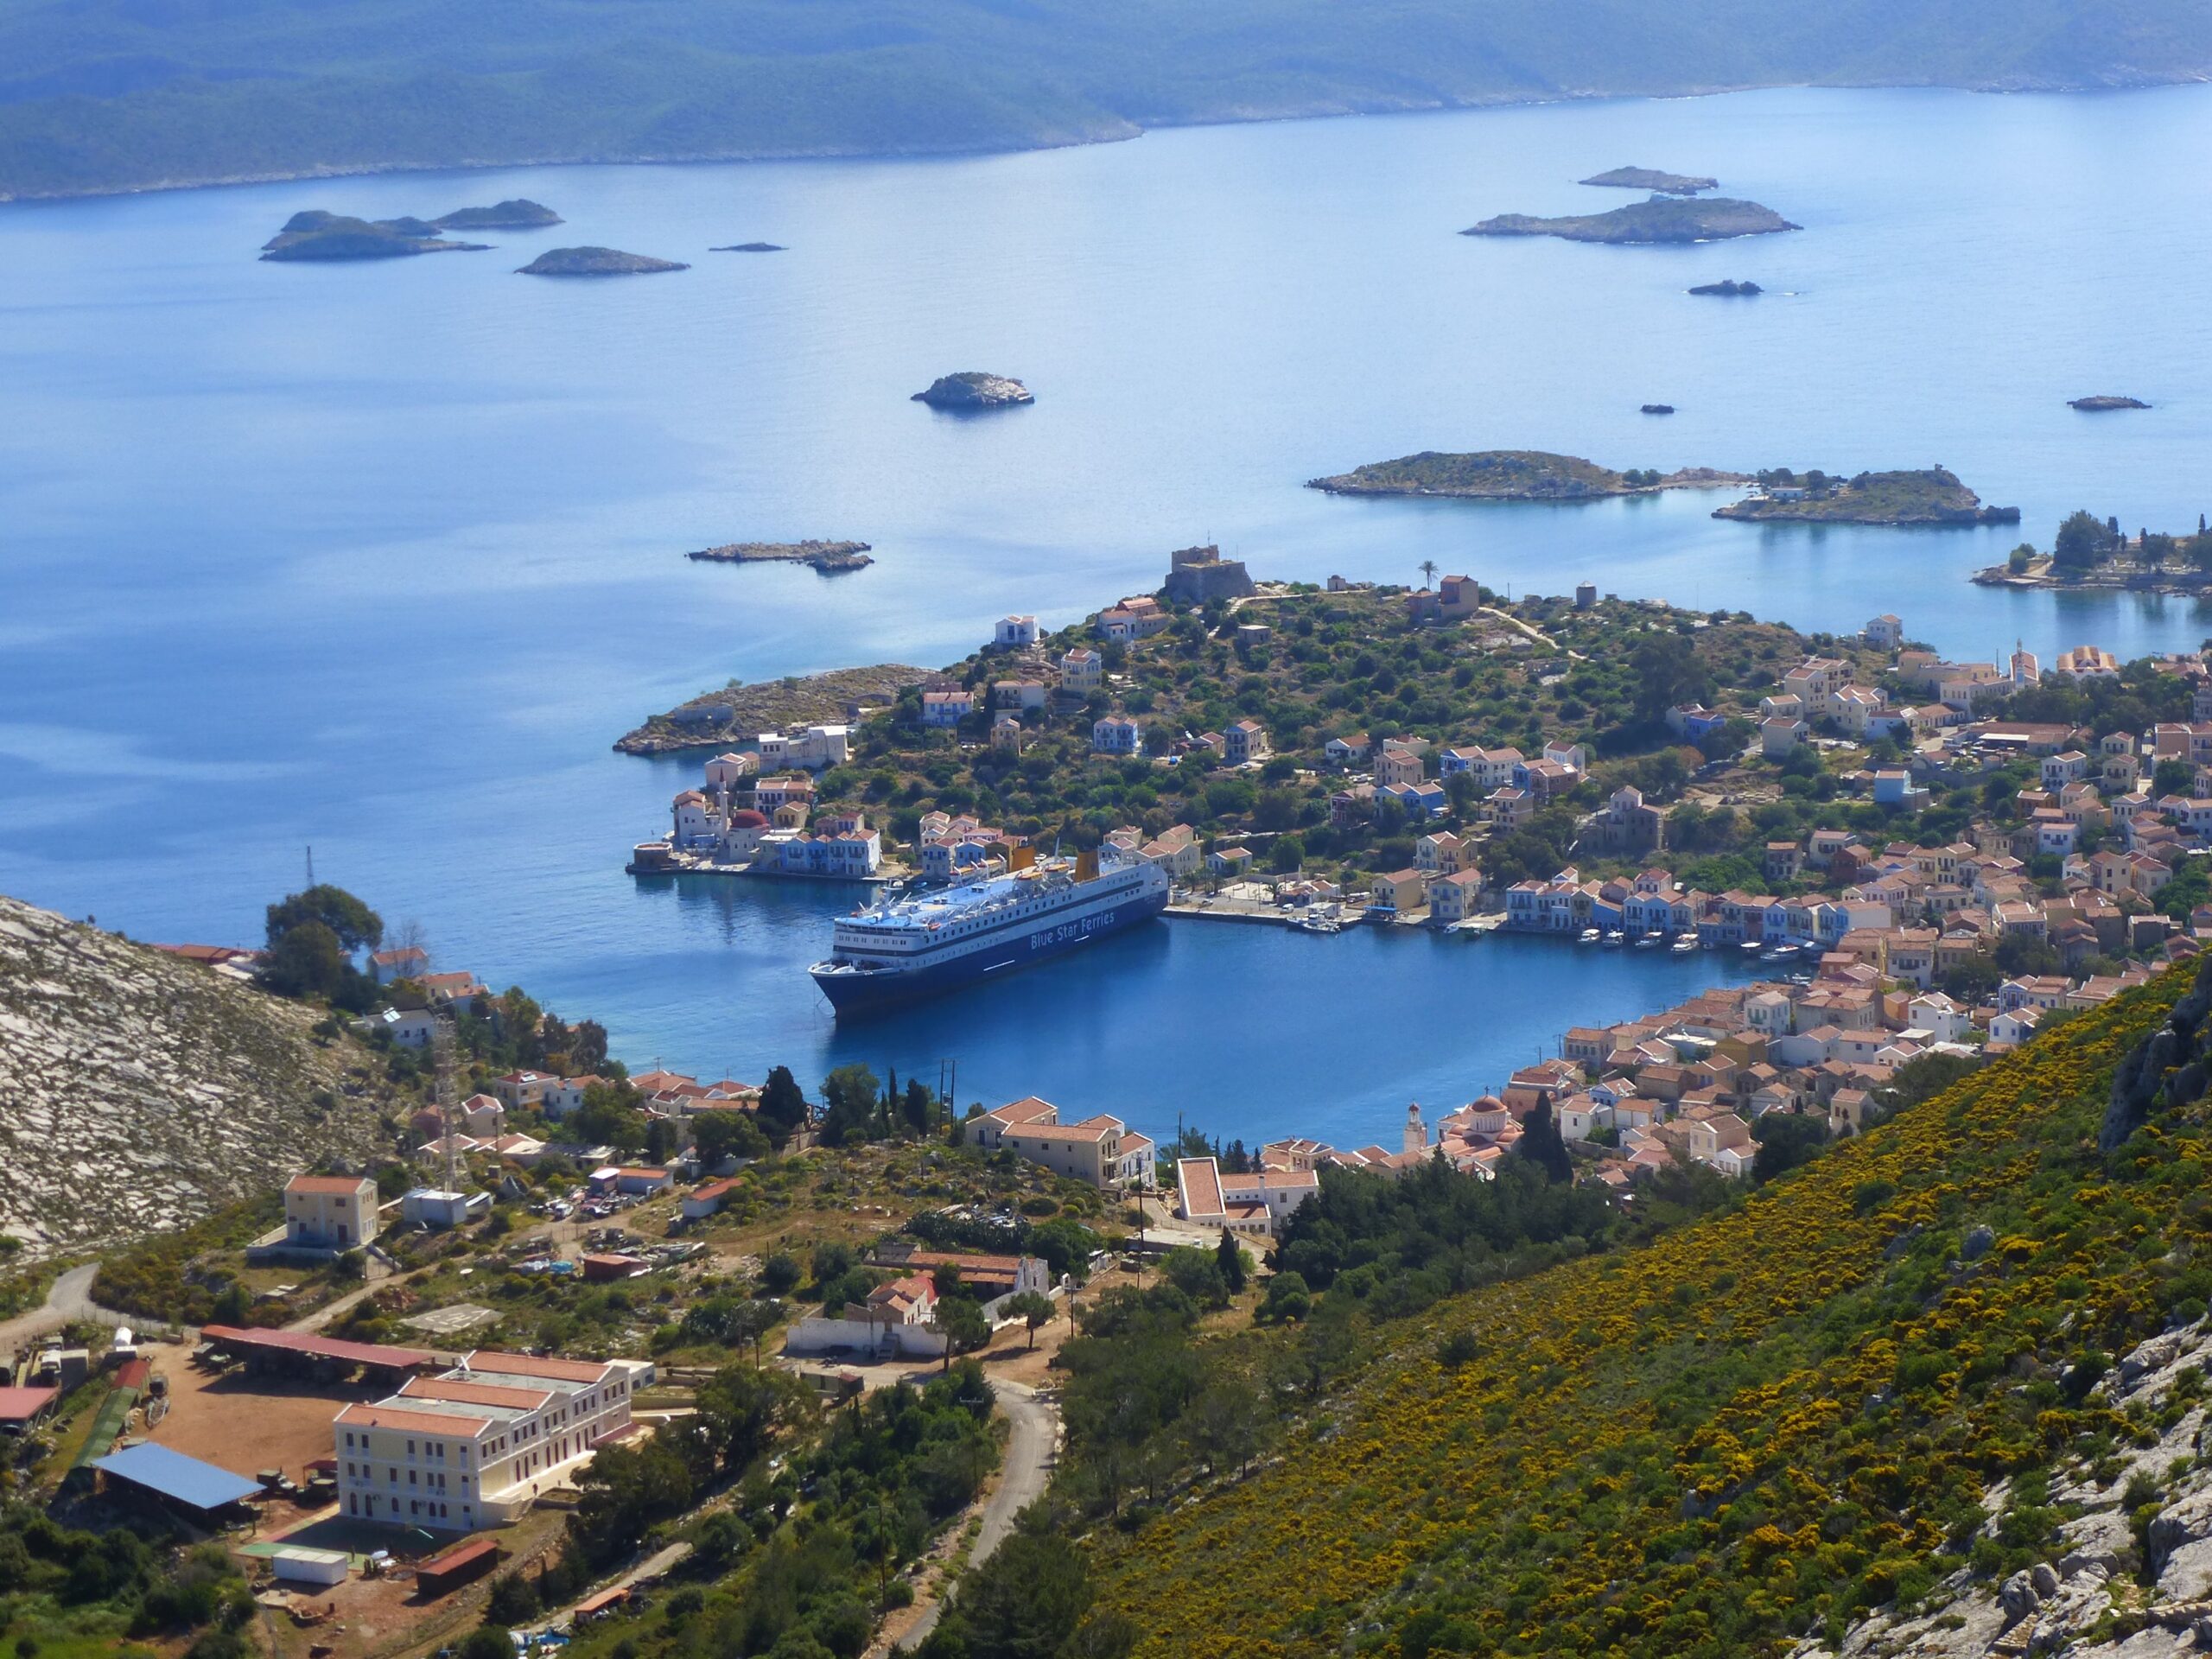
[285,1174,370,1197]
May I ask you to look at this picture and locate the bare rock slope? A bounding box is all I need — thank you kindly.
[0,895,385,1259]
[1796,1315,2212,1659]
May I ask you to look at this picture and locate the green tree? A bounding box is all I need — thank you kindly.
[760,1252,802,1297]
[693,1109,769,1167]
[819,1065,880,1146]
[1751,1109,1827,1182]
[485,1573,537,1625]
[1214,1230,1247,1295]
[931,1296,990,1370]
[1160,1247,1228,1307]
[696,1362,807,1470]
[1003,1290,1056,1350]
[1630,632,1713,724]
[256,919,353,1001]
[903,1076,934,1135]
[264,884,384,954]
[2053,508,2111,571]
[758,1065,810,1147]
[931,1523,1096,1659]
[1513,1104,1573,1184]
[570,1080,647,1151]
[1258,1270,1311,1323]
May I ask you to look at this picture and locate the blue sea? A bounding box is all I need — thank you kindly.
[4,84,2211,1150]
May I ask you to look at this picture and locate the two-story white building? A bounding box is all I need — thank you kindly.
[284,1174,379,1251]
[1091,715,1144,754]
[336,1351,652,1532]
[1222,720,1271,766]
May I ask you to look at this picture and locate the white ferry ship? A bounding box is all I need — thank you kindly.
[808,845,1169,1014]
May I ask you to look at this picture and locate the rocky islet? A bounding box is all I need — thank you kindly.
[912,372,1034,409]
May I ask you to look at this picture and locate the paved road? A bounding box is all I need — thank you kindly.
[0,1263,121,1356]
[895,1379,1058,1651]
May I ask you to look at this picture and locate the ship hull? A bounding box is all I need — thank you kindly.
[810,884,1167,1015]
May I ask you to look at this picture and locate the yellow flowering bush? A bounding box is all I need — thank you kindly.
[1090,969,2212,1658]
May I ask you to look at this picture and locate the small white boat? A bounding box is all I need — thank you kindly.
[1601,930,1624,948]
[1578,927,1600,944]
[1634,932,1660,949]
[1671,936,1698,955]
[1300,917,1342,934]
[1739,938,1764,953]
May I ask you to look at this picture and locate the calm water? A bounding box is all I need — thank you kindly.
[5,85,2212,1148]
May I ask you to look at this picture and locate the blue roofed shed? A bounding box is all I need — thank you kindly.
[93,1442,262,1519]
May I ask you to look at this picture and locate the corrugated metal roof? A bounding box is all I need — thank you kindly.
[200,1325,434,1369]
[0,1385,57,1419]
[93,1442,261,1511]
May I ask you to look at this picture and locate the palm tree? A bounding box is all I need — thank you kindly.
[1418,559,1439,590]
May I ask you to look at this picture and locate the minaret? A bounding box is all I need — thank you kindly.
[1404,1102,1428,1159]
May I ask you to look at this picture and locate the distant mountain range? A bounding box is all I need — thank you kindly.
[1,0,2209,199]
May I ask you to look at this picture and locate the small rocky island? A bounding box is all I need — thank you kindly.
[1310,450,1744,499]
[1689,279,1763,296]
[517,246,689,276]
[616,664,930,754]
[687,540,874,574]
[1464,196,1799,245]
[1579,166,1718,194]
[912,372,1033,410]
[261,212,488,261]
[712,242,786,252]
[2069,395,2150,411]
[1714,467,2019,526]
[431,198,563,230]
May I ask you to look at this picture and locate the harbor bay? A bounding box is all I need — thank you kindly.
[5,83,2212,1150]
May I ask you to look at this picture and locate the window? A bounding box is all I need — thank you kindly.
[345,1432,355,1448]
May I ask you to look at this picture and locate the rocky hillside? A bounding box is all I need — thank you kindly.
[0,896,389,1260]
[1087,959,2212,1656]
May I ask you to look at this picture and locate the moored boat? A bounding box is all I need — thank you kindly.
[809,845,1168,1014]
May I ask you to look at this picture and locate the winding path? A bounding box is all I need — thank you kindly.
[894,1378,1058,1651]
[0,1263,126,1354]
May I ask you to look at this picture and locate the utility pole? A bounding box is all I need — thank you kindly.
[305,845,315,889]
[434,1008,461,1200]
